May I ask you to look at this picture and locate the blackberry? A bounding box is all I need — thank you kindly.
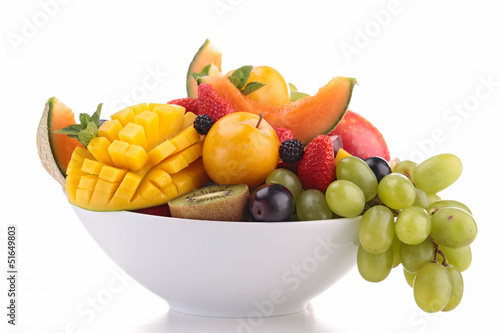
[193,114,214,135]
[279,139,304,164]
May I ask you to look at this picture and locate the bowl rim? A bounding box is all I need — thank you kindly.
[73,204,361,226]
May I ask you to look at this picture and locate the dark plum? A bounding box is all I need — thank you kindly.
[364,156,392,182]
[249,184,294,222]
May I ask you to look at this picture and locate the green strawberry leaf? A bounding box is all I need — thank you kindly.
[55,103,102,148]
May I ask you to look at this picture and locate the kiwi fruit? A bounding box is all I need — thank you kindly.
[168,184,250,221]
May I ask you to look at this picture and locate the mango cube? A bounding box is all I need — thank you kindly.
[87,137,113,165]
[108,140,130,170]
[130,102,148,115]
[119,123,147,148]
[125,145,148,171]
[181,112,197,131]
[135,111,159,149]
[98,119,123,143]
[111,107,135,127]
[99,165,128,183]
[153,104,184,140]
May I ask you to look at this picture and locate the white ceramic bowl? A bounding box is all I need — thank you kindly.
[72,205,361,318]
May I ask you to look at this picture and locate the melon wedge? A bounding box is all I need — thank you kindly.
[37,97,84,186]
[201,75,356,144]
[186,39,222,98]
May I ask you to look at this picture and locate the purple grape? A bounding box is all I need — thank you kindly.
[249,184,294,222]
[364,156,392,182]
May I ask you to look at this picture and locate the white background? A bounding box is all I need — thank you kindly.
[1,0,500,332]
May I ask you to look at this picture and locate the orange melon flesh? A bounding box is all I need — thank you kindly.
[47,97,84,175]
[200,75,356,144]
[186,39,222,98]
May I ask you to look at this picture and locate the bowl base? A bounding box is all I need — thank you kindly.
[167,301,309,318]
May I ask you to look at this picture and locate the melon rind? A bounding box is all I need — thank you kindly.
[36,98,66,186]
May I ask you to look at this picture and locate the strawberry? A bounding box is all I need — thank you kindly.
[329,110,390,161]
[273,126,294,144]
[297,135,336,192]
[197,83,236,122]
[168,97,199,114]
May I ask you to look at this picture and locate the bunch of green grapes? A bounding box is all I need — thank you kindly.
[333,154,477,313]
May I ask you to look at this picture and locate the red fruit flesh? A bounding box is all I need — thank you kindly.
[273,127,294,144]
[297,135,336,192]
[132,204,171,217]
[197,83,236,122]
[329,110,390,161]
[168,97,199,114]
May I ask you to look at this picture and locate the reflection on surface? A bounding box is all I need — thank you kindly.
[144,303,337,333]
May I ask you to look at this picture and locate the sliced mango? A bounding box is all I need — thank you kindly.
[65,104,207,211]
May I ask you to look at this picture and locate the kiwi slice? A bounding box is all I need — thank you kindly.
[168,184,250,222]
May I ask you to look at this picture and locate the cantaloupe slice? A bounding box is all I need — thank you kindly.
[186,39,222,98]
[37,97,83,186]
[200,75,356,144]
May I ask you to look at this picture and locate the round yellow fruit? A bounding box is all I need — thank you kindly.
[226,66,290,106]
[202,112,280,188]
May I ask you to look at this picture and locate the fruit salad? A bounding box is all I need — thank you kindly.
[37,39,477,314]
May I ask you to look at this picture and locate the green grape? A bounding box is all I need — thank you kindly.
[325,180,365,218]
[413,188,429,209]
[414,262,451,313]
[400,238,435,273]
[413,154,463,194]
[392,236,402,267]
[431,207,477,248]
[336,156,378,201]
[442,266,464,311]
[440,245,472,272]
[266,168,303,204]
[427,193,441,206]
[378,173,416,210]
[404,268,416,288]
[357,245,393,282]
[296,189,333,221]
[428,200,472,216]
[393,160,417,181]
[359,205,395,254]
[395,206,432,245]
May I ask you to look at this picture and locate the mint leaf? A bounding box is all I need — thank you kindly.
[92,103,102,124]
[54,103,103,148]
[80,113,92,128]
[227,65,253,90]
[78,121,98,148]
[55,124,82,139]
[227,66,266,95]
[241,81,266,96]
[190,64,216,85]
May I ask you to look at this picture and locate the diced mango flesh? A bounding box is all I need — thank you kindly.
[65,104,207,211]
